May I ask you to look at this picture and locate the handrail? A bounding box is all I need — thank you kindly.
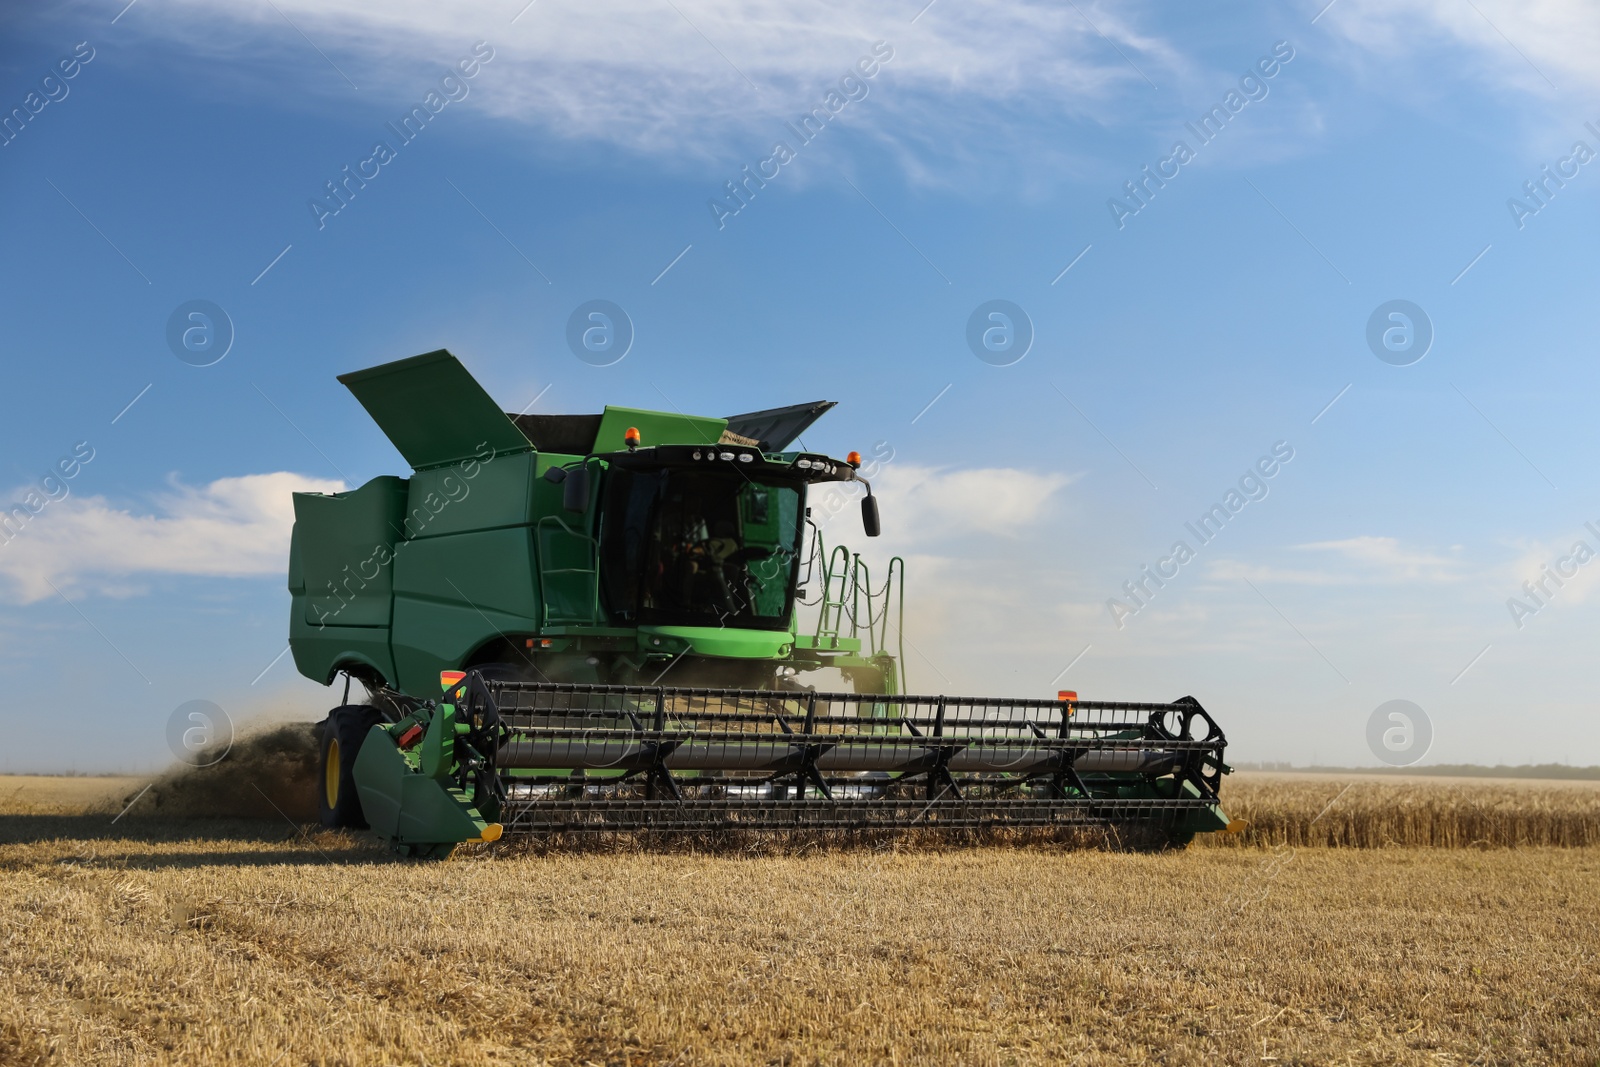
[854,554,869,644]
[814,543,853,641]
[797,533,909,693]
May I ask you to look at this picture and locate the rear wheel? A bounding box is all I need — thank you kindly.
[319,705,383,829]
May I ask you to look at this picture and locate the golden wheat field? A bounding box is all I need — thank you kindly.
[2,758,1598,1067]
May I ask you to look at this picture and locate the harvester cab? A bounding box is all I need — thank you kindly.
[289,350,1236,855]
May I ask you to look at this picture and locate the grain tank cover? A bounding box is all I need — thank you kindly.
[723,401,836,452]
[338,350,531,470]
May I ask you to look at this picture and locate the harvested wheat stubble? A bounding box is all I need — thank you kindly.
[1203,777,1600,849]
[2,775,1599,1065]
[0,829,1596,1065]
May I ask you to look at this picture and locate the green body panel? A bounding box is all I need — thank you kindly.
[404,450,539,539]
[337,350,531,469]
[287,476,409,683]
[292,475,408,627]
[594,405,725,452]
[1171,777,1232,834]
[351,723,490,846]
[1177,804,1233,834]
[287,621,395,686]
[390,527,541,696]
[795,634,863,653]
[639,625,793,659]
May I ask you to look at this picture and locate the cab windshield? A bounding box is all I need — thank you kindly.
[599,468,804,630]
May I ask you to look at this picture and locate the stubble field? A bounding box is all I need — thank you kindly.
[1,769,1597,1066]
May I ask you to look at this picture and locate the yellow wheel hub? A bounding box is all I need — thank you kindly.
[325,737,341,809]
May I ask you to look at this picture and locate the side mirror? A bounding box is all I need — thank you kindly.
[562,465,590,512]
[543,466,567,484]
[861,493,881,538]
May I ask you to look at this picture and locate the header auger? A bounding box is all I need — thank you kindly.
[291,350,1236,854]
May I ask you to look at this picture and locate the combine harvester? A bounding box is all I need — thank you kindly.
[288,351,1235,855]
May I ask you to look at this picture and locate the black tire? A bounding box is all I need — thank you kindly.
[318,705,384,829]
[470,661,534,683]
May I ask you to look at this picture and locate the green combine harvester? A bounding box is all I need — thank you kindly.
[288,350,1235,855]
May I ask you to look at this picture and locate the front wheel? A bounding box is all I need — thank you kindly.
[319,705,383,829]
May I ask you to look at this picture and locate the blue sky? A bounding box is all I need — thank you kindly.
[1,0,1597,771]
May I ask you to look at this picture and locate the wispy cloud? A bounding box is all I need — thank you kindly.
[1298,536,1463,578]
[1320,0,1597,96]
[801,462,1075,689]
[0,472,342,603]
[831,463,1074,546]
[117,0,1182,169]
[1504,535,1600,606]
[1208,536,1465,586]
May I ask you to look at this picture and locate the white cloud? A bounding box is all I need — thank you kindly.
[1205,560,1349,587]
[1297,536,1462,579]
[1504,534,1600,606]
[800,462,1073,691]
[0,473,343,604]
[1207,535,1464,586]
[854,463,1073,545]
[1321,0,1600,97]
[122,0,1181,168]
[89,0,1600,197]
